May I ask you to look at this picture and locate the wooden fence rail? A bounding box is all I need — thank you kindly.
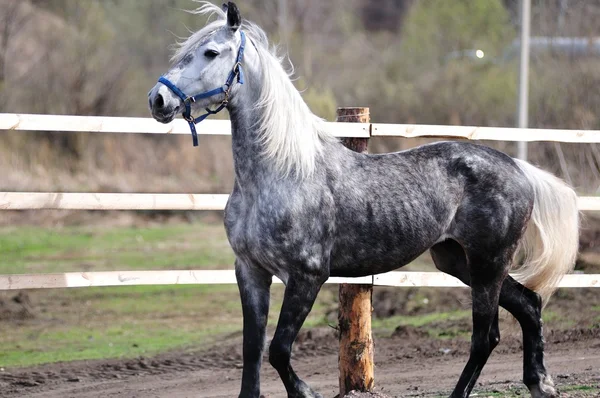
[1,271,598,291]
[0,192,229,211]
[0,113,369,138]
[3,113,600,142]
[1,192,599,211]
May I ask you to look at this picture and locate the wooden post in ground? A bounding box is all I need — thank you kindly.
[337,107,374,396]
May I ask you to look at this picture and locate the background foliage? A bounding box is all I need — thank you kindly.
[2,0,600,195]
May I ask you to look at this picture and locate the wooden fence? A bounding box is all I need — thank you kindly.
[1,112,599,291]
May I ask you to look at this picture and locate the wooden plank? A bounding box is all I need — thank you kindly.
[373,272,600,288]
[373,271,464,287]
[0,270,243,290]
[577,196,600,211]
[371,123,600,143]
[1,193,598,211]
[0,271,598,291]
[0,113,230,136]
[0,192,229,211]
[0,113,370,138]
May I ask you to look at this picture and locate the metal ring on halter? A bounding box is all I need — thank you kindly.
[222,81,237,106]
[183,114,195,123]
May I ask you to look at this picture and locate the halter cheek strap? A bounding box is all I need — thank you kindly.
[157,31,247,147]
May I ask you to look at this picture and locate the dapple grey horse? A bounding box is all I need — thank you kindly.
[148,3,579,397]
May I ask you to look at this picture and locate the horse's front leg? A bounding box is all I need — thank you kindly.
[269,269,328,398]
[236,259,272,398]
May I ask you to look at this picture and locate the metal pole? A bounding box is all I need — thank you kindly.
[517,0,531,161]
[278,0,288,44]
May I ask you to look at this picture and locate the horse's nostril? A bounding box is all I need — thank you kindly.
[155,94,165,109]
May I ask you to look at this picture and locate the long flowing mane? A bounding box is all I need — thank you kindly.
[173,2,336,178]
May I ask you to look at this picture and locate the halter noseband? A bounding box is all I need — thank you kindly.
[158,31,247,147]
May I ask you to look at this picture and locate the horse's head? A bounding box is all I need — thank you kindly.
[148,2,245,124]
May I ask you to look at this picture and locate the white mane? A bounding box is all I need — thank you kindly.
[174,2,337,179]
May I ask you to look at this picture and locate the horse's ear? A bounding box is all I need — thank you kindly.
[225,2,241,31]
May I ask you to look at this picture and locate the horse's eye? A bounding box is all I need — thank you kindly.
[204,49,219,59]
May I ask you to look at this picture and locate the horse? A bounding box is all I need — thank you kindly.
[148,3,579,397]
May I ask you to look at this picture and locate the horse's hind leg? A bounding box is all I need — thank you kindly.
[432,241,554,398]
[430,240,501,355]
[235,260,272,398]
[499,276,556,398]
[269,272,327,398]
[447,252,507,398]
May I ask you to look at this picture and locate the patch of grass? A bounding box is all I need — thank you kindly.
[0,224,235,274]
[561,385,600,394]
[463,384,600,397]
[0,283,244,368]
[0,322,241,368]
[0,223,244,368]
[0,282,337,368]
[372,310,471,339]
[543,310,577,329]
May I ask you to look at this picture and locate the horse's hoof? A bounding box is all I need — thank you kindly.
[290,381,322,398]
[529,375,557,398]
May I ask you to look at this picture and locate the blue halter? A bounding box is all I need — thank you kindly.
[158,31,247,147]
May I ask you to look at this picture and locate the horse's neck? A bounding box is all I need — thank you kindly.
[226,67,343,189]
[228,105,272,187]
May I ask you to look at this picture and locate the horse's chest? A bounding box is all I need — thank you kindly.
[224,194,332,279]
[224,198,290,271]
[224,200,255,257]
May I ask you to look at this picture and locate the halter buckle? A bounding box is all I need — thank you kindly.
[222,90,230,106]
[183,113,195,123]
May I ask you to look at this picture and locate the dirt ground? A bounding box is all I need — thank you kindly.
[1,214,599,397]
[1,321,600,398]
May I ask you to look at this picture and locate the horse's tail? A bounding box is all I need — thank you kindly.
[512,159,579,307]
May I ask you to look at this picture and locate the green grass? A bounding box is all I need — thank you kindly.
[0,281,336,368]
[458,384,600,397]
[0,224,235,274]
[0,283,244,368]
[0,223,244,368]
[0,322,240,368]
[561,385,600,394]
[372,310,471,339]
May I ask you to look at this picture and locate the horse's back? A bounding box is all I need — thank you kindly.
[328,141,534,276]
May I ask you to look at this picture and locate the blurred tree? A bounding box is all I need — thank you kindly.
[400,0,513,69]
[0,1,32,84]
[359,0,414,32]
[2,0,600,194]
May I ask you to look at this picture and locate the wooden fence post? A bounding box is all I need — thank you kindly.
[337,107,374,396]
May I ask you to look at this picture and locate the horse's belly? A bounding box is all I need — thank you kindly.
[329,243,431,277]
[329,220,442,277]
